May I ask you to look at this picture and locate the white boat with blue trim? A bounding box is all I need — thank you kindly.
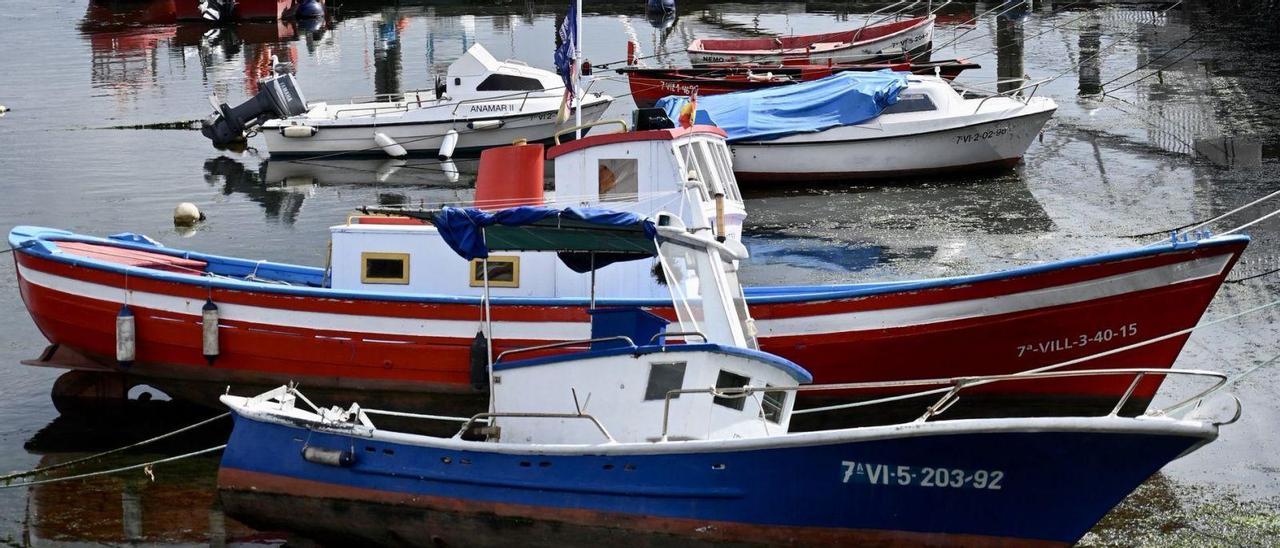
[217,204,1241,546]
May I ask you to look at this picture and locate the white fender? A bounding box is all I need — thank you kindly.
[281,125,318,138]
[202,300,220,363]
[467,120,503,131]
[438,129,460,160]
[440,160,459,184]
[116,306,136,365]
[373,132,407,158]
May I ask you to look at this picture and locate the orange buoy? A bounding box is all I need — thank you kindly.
[473,141,545,210]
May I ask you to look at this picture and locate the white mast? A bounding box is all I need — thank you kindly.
[574,0,583,139]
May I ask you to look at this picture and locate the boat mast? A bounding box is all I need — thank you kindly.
[574,0,583,139]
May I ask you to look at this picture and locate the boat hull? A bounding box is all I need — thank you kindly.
[11,226,1247,415]
[688,17,935,66]
[731,107,1057,182]
[260,98,612,157]
[217,412,1215,546]
[622,60,977,108]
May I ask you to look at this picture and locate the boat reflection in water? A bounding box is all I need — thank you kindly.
[21,408,272,546]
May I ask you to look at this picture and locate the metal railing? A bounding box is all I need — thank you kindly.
[554,119,630,144]
[971,77,1053,113]
[494,336,635,363]
[656,368,1238,440]
[455,412,615,442]
[651,331,707,344]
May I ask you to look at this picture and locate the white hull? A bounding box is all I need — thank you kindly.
[262,99,612,156]
[731,99,1056,182]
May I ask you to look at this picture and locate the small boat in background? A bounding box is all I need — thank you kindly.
[687,15,934,65]
[659,71,1057,182]
[200,44,613,158]
[619,57,979,108]
[216,206,1240,546]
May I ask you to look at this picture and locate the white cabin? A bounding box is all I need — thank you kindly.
[327,126,749,301]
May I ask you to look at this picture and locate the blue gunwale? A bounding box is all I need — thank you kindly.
[9,225,1249,307]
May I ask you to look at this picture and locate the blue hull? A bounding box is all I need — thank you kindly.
[218,413,1211,545]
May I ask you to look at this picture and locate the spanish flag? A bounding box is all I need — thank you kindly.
[678,94,697,128]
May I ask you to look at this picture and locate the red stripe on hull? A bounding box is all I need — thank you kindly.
[218,467,1061,547]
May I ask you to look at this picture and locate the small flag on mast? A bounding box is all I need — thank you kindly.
[554,2,578,124]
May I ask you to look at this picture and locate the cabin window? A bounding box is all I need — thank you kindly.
[712,370,750,411]
[676,144,712,201]
[708,143,741,201]
[761,386,787,423]
[881,93,937,114]
[469,256,520,288]
[476,74,544,91]
[644,362,687,401]
[598,159,639,200]
[361,252,410,284]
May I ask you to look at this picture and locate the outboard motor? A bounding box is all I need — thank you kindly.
[201,67,309,149]
[296,0,324,19]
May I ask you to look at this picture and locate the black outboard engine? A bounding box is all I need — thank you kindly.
[201,69,309,149]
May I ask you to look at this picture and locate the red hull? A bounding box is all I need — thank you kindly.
[621,60,978,108]
[11,232,1246,413]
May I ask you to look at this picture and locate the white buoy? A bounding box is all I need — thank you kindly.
[373,132,407,158]
[440,160,460,184]
[281,125,318,138]
[0,105,8,117]
[202,299,219,363]
[116,305,136,366]
[438,129,459,160]
[173,202,204,227]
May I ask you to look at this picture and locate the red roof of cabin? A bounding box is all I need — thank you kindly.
[545,125,728,160]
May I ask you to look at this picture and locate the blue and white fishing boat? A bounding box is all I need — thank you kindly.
[217,205,1238,546]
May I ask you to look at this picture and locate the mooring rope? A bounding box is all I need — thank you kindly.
[0,412,229,483]
[0,445,226,489]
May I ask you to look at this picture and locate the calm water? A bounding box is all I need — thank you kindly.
[2,0,1280,544]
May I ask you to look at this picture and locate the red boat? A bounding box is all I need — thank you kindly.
[618,58,980,108]
[687,15,935,65]
[8,129,1248,419]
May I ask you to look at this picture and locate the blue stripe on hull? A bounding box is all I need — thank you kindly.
[220,414,1203,544]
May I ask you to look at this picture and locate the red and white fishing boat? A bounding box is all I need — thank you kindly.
[617,57,979,108]
[686,15,935,65]
[10,123,1247,417]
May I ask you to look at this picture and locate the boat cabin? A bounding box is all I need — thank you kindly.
[417,207,805,445]
[328,125,748,300]
[419,43,566,103]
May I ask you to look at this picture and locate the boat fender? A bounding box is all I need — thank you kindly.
[202,299,219,364]
[116,305,135,367]
[0,105,8,116]
[174,202,205,227]
[302,446,354,467]
[466,120,503,131]
[296,0,324,19]
[438,129,460,160]
[373,132,407,158]
[470,331,489,390]
[280,125,318,138]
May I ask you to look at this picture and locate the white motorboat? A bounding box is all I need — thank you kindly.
[658,72,1057,182]
[201,44,613,158]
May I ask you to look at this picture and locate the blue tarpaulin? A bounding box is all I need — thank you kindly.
[432,206,659,273]
[655,70,908,142]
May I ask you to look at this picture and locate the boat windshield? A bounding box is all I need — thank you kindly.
[678,140,743,204]
[656,238,748,347]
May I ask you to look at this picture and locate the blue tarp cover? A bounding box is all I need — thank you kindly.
[655,70,908,142]
[432,206,659,273]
